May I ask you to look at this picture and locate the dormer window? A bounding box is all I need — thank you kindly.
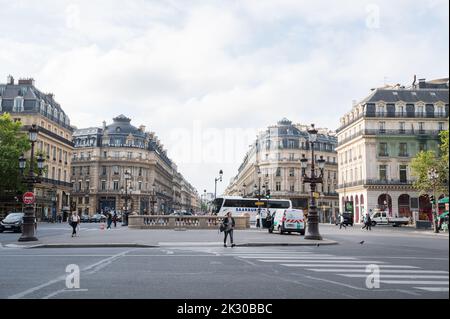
[13,97,23,112]
[116,127,121,133]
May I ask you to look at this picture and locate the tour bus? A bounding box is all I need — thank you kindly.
[213,196,293,226]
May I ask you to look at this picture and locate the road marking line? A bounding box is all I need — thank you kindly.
[8,249,134,299]
[340,274,449,279]
[42,289,89,299]
[380,280,449,285]
[259,260,384,263]
[280,264,419,268]
[414,287,449,292]
[309,269,449,273]
[233,254,336,258]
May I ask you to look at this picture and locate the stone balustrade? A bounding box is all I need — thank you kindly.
[128,215,250,229]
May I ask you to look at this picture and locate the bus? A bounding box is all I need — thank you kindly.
[212,196,293,225]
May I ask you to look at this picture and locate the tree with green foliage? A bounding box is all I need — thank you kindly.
[411,129,449,232]
[0,113,31,197]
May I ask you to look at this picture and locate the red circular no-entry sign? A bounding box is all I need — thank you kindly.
[23,192,35,205]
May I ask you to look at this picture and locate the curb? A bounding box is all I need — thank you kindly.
[26,243,159,249]
[237,241,338,247]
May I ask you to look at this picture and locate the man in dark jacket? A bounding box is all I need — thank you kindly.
[222,212,236,247]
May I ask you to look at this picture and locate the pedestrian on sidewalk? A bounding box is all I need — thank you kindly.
[223,212,236,247]
[106,211,113,229]
[361,213,367,230]
[339,213,346,229]
[256,211,261,228]
[365,213,372,231]
[69,212,80,237]
[112,213,117,228]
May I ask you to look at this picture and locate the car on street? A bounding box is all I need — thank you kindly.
[370,210,410,227]
[336,212,354,226]
[90,213,107,223]
[170,211,193,216]
[80,214,90,223]
[270,209,305,235]
[0,212,24,233]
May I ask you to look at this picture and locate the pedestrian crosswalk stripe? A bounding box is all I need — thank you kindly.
[380,280,449,285]
[251,256,357,260]
[414,287,449,292]
[280,264,419,268]
[309,269,449,274]
[340,274,449,279]
[260,260,385,263]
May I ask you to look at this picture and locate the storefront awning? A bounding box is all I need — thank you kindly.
[438,197,449,204]
[438,211,448,219]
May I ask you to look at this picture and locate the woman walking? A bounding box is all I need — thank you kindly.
[223,212,236,247]
[70,212,80,237]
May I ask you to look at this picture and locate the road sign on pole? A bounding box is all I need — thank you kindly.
[23,192,35,205]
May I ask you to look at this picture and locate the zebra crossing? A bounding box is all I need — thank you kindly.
[185,247,449,294]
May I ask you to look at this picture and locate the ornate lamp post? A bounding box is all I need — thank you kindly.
[18,124,45,242]
[150,183,157,215]
[300,124,326,240]
[214,169,223,199]
[203,189,207,214]
[427,168,440,233]
[120,170,132,226]
[253,167,265,229]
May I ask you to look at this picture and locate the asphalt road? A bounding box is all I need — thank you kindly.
[0,223,448,299]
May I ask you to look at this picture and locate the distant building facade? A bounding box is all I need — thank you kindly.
[336,77,449,223]
[225,118,339,222]
[0,76,74,220]
[71,115,198,215]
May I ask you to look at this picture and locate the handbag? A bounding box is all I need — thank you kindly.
[219,223,226,232]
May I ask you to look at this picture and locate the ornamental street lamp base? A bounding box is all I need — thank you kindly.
[18,236,38,242]
[304,234,323,240]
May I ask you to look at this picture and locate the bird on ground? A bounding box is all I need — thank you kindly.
[359,240,365,245]
[316,243,320,247]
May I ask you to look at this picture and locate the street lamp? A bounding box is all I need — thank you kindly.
[300,124,326,240]
[150,183,157,215]
[121,170,132,226]
[427,168,440,233]
[18,124,45,242]
[214,169,223,199]
[203,189,207,214]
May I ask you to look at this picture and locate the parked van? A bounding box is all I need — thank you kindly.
[270,209,305,235]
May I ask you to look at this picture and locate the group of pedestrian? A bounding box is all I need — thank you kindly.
[106,211,118,229]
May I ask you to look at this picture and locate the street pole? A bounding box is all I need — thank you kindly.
[18,125,44,242]
[300,124,325,241]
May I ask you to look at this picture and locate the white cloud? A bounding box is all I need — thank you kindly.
[0,0,448,195]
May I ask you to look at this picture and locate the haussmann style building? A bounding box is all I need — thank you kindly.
[335,77,449,224]
[225,118,339,222]
[71,115,199,215]
[0,76,74,220]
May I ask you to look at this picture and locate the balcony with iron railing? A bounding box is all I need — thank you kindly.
[337,111,448,132]
[338,129,443,146]
[337,179,414,189]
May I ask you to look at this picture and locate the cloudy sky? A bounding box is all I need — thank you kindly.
[1,0,448,195]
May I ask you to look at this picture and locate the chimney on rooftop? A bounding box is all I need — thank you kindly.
[7,75,14,85]
[46,93,54,100]
[418,78,426,89]
[102,121,106,129]
[18,78,35,86]
[139,125,146,132]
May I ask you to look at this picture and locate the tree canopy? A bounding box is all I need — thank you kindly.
[0,113,30,197]
[411,129,449,196]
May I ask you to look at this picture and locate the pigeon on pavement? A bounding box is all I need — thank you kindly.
[359,240,365,245]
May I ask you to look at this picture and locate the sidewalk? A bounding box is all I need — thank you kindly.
[7,227,338,248]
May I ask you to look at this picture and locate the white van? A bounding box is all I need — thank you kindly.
[270,209,305,235]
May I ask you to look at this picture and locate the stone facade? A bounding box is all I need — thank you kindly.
[225,118,339,222]
[336,77,449,223]
[0,76,74,220]
[71,115,199,215]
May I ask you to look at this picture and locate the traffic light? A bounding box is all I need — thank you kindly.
[266,189,271,199]
[430,195,435,204]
